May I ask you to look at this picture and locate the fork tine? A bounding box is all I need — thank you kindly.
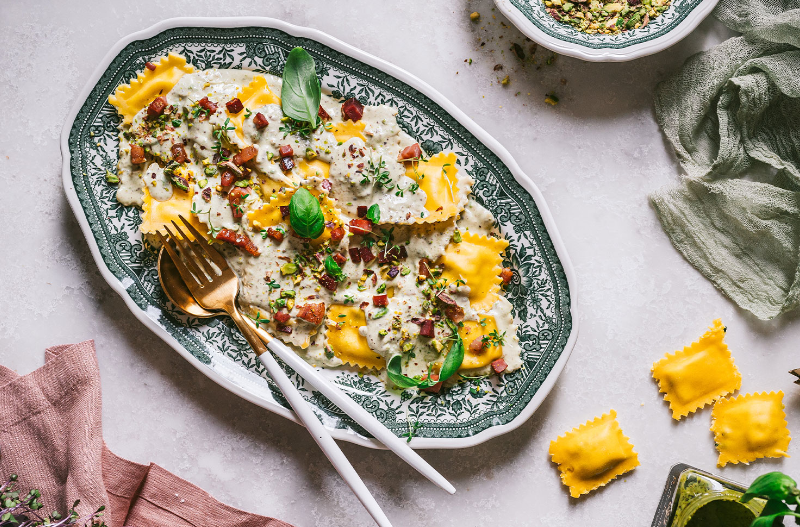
[171,220,217,278]
[164,224,210,285]
[178,215,229,269]
[157,231,203,289]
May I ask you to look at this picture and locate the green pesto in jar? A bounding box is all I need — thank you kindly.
[684,499,756,527]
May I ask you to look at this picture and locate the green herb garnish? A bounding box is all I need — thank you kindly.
[289,187,325,238]
[366,204,381,224]
[324,255,346,282]
[387,320,464,390]
[281,47,321,127]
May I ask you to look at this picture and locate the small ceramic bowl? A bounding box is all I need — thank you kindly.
[495,0,719,62]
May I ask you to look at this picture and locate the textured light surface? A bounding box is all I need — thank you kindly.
[1,1,798,526]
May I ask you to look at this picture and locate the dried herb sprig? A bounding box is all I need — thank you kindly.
[0,474,106,526]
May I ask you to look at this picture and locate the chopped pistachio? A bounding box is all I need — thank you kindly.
[280,262,298,275]
[105,170,119,184]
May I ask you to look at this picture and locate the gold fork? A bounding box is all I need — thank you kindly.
[157,216,392,527]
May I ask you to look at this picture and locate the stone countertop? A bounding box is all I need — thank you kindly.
[2,1,798,526]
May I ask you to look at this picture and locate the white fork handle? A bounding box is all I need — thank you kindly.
[259,333,455,495]
[229,310,392,527]
[256,351,392,527]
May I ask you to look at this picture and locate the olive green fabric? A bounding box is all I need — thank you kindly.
[650,0,800,319]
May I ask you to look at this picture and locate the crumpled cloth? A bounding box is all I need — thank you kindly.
[650,0,800,320]
[0,341,293,527]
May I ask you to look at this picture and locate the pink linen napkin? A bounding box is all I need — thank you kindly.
[0,340,294,527]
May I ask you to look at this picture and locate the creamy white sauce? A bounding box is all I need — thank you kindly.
[115,67,521,382]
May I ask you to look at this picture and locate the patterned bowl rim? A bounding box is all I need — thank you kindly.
[494,0,719,62]
[60,17,580,449]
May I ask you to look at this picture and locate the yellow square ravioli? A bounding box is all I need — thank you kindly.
[711,392,790,467]
[549,410,639,498]
[652,319,741,420]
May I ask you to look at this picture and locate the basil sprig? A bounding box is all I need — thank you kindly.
[387,320,464,390]
[741,472,800,526]
[289,188,324,239]
[281,47,321,127]
[324,255,346,282]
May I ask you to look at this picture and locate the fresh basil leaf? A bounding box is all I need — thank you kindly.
[386,321,465,390]
[387,355,423,389]
[289,188,324,238]
[743,473,800,503]
[366,204,381,223]
[751,511,800,527]
[324,255,345,282]
[438,320,465,382]
[281,47,321,127]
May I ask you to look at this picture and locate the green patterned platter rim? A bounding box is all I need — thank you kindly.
[495,0,719,62]
[61,18,578,449]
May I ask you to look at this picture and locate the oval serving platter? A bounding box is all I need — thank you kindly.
[61,18,578,449]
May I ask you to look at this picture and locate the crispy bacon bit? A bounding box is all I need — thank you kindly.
[469,337,486,353]
[444,304,465,323]
[357,206,368,218]
[500,267,514,285]
[341,98,364,122]
[278,145,294,158]
[226,98,244,114]
[277,324,293,334]
[329,225,345,243]
[279,157,294,172]
[216,228,260,256]
[359,301,369,310]
[228,187,249,219]
[436,292,457,305]
[220,170,235,189]
[198,97,217,113]
[349,219,373,235]
[387,266,400,279]
[130,145,145,164]
[266,228,284,243]
[233,145,258,166]
[253,112,269,129]
[332,253,347,266]
[145,61,156,71]
[201,187,212,202]
[297,303,326,325]
[367,270,378,285]
[419,258,432,279]
[397,143,422,162]
[171,143,188,163]
[317,273,338,292]
[274,311,291,324]
[360,245,375,263]
[419,319,435,338]
[147,96,168,119]
[348,247,362,263]
[321,179,332,192]
[318,105,331,121]
[491,358,508,373]
[421,374,442,394]
[373,295,388,307]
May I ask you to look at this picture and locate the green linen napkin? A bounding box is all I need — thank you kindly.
[650,0,800,320]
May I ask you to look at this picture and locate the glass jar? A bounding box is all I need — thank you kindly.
[652,464,766,527]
